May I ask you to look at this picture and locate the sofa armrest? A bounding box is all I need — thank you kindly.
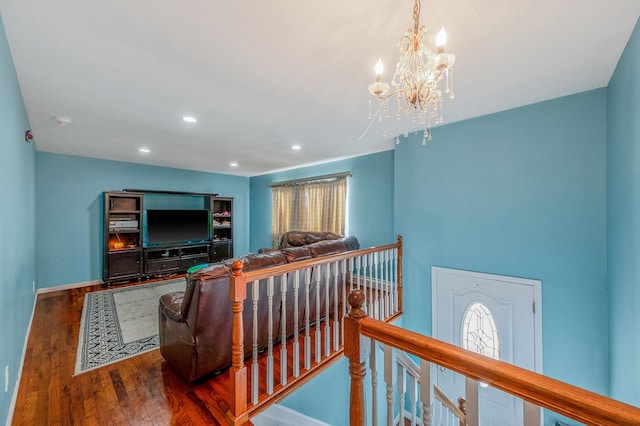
[257,247,279,254]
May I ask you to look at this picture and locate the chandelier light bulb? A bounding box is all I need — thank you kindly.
[436,27,448,48]
[374,58,384,77]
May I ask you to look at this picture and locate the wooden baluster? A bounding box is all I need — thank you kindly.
[293,270,300,378]
[384,250,390,318]
[391,248,397,315]
[380,251,385,319]
[384,344,394,426]
[355,255,362,290]
[523,400,540,426]
[341,259,347,347]
[374,252,381,320]
[370,340,378,426]
[349,257,354,292]
[267,276,274,394]
[409,374,418,426]
[280,273,288,386]
[370,253,376,318]
[432,398,441,426]
[304,268,311,370]
[381,250,387,319]
[315,267,321,363]
[324,263,331,357]
[251,280,259,404]
[465,377,479,426]
[397,235,403,314]
[345,290,370,426]
[363,254,372,316]
[397,361,406,426]
[333,261,340,352]
[420,359,431,426]
[227,260,248,425]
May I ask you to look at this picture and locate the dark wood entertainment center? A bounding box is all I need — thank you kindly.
[102,190,233,285]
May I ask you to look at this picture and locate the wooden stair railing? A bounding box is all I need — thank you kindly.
[392,345,465,425]
[226,237,404,425]
[345,289,640,426]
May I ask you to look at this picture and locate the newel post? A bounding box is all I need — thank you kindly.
[226,259,248,425]
[345,290,370,426]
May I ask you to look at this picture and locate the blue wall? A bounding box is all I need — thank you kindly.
[0,13,36,424]
[36,152,249,287]
[607,18,640,406]
[394,89,609,403]
[249,150,395,252]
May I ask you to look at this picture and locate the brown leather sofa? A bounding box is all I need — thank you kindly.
[158,234,359,382]
[260,230,343,252]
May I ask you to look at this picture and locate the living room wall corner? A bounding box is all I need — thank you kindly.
[0,11,37,425]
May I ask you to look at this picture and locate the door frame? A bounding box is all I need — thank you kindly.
[431,266,544,374]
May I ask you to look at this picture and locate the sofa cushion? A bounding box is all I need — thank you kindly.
[308,236,360,257]
[232,251,288,271]
[282,246,313,263]
[284,231,307,247]
[305,231,342,245]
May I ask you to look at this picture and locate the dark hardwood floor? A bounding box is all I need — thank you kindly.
[11,277,346,425]
[12,277,233,425]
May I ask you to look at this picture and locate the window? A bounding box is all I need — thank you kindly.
[462,301,500,360]
[270,172,349,246]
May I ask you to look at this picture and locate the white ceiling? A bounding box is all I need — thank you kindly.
[1,1,638,177]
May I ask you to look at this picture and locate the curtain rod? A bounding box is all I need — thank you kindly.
[268,171,351,188]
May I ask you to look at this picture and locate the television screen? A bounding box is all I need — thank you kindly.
[145,209,210,246]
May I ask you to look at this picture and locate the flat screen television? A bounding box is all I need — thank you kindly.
[145,209,210,246]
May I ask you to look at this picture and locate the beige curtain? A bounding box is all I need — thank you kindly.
[271,175,347,247]
[306,178,347,233]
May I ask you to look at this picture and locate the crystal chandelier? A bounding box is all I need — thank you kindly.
[368,0,456,144]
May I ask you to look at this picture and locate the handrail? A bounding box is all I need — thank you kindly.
[345,291,640,426]
[242,238,403,282]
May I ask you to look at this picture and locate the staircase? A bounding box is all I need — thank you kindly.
[344,289,640,426]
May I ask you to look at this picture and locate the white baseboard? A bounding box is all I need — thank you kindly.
[252,404,331,426]
[6,291,38,426]
[37,279,103,294]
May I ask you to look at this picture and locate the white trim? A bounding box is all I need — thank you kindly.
[252,404,331,426]
[36,279,103,294]
[6,291,38,426]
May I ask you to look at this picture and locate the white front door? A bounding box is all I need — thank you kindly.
[432,267,542,426]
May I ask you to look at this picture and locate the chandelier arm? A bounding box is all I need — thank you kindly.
[375,88,401,102]
[413,0,420,35]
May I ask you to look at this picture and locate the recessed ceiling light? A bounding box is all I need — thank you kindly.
[183,116,197,123]
[291,144,301,150]
[139,148,151,153]
[229,162,238,167]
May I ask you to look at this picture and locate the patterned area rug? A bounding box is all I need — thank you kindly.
[74,278,186,375]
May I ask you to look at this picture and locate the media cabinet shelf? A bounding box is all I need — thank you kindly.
[102,190,234,285]
[144,244,210,275]
[103,192,144,283]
